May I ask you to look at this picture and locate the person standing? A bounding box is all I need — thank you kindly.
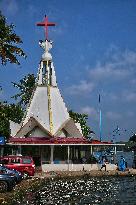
[118,156,126,171]
[110,156,114,164]
[100,157,106,171]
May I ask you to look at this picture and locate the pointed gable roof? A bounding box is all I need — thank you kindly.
[15,117,52,138]
[21,86,70,135]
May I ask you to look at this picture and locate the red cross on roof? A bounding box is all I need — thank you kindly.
[37,15,56,40]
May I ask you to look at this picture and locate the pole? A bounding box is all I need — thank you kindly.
[68,145,70,171]
[99,109,102,141]
[99,94,102,141]
[90,145,93,155]
[17,145,22,155]
[114,145,117,155]
[50,145,54,164]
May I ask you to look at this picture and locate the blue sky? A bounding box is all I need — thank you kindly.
[0,0,136,141]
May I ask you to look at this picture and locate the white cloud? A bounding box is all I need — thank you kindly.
[104,90,136,104]
[122,50,136,65]
[67,80,95,95]
[80,106,98,120]
[89,49,136,82]
[65,47,136,102]
[123,91,136,102]
[106,111,122,120]
[89,63,130,80]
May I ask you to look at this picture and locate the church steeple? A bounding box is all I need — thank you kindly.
[36,16,57,87]
[37,39,56,86]
[10,15,83,138]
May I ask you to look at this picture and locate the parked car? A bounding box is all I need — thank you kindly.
[0,174,16,192]
[0,156,35,178]
[0,165,23,183]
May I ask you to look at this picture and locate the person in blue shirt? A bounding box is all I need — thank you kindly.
[118,156,126,171]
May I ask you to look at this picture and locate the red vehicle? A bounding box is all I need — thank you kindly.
[0,156,35,178]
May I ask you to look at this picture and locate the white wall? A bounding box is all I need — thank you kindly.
[29,127,47,137]
[42,163,117,172]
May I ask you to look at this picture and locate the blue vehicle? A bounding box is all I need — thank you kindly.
[0,174,16,192]
[0,165,23,183]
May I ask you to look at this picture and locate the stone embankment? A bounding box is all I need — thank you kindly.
[35,168,136,178]
[1,169,136,204]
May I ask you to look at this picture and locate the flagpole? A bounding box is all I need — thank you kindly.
[99,94,102,142]
[99,109,102,142]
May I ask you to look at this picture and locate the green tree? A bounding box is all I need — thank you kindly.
[12,74,36,107]
[69,110,93,138]
[0,11,26,65]
[120,134,136,151]
[0,102,24,138]
[129,133,136,142]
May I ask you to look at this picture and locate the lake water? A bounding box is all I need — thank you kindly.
[20,176,136,205]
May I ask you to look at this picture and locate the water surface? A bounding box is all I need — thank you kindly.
[24,176,136,205]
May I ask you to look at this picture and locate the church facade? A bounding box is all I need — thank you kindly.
[8,16,112,171]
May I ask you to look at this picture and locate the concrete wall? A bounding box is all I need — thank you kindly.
[29,127,47,137]
[42,163,117,172]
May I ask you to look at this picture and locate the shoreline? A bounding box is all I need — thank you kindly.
[1,169,136,204]
[35,168,136,178]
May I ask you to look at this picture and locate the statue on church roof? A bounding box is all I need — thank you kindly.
[39,40,53,53]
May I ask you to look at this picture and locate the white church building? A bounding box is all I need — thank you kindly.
[8,16,115,172]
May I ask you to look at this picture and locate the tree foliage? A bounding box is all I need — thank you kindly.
[12,74,36,107]
[0,11,26,65]
[0,102,24,138]
[120,134,136,151]
[129,134,136,142]
[69,110,93,138]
